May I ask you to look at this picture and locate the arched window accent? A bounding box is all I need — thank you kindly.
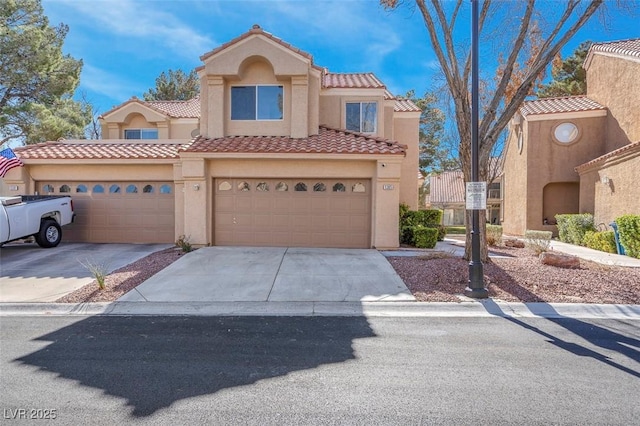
[275,182,288,192]
[143,184,154,193]
[109,184,121,194]
[218,181,231,191]
[76,184,88,193]
[352,182,366,193]
[313,182,326,192]
[238,181,250,192]
[332,182,346,192]
[42,184,54,193]
[294,182,307,192]
[92,184,105,194]
[256,182,269,192]
[59,184,71,193]
[159,184,172,194]
[126,184,138,193]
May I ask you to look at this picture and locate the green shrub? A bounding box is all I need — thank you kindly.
[399,204,443,243]
[616,214,640,258]
[524,230,552,255]
[176,234,193,253]
[446,226,466,235]
[431,224,447,241]
[555,213,596,246]
[486,225,503,246]
[400,225,415,245]
[413,227,438,248]
[583,231,617,254]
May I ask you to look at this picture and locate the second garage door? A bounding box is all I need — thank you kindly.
[39,181,175,244]
[214,178,371,248]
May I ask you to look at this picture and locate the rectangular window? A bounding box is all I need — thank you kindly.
[346,102,377,133]
[124,129,158,139]
[231,85,283,120]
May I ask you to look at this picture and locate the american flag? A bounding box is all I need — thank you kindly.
[0,147,24,178]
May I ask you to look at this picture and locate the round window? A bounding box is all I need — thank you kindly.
[553,122,579,144]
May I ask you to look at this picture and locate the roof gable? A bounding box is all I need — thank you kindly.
[100,98,170,123]
[585,38,640,69]
[199,25,318,76]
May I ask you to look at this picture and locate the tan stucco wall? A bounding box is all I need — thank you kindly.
[503,122,529,235]
[579,149,640,228]
[503,116,607,235]
[393,114,420,210]
[199,35,320,139]
[587,53,640,150]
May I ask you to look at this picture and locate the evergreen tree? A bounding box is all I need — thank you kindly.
[143,69,200,101]
[537,41,591,98]
[1,0,89,145]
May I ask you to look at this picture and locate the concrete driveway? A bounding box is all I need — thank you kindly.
[0,242,172,302]
[118,247,414,302]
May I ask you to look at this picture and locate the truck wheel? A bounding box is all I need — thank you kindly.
[35,220,62,248]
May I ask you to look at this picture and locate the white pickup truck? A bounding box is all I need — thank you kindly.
[0,195,76,248]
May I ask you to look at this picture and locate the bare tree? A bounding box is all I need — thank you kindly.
[383,0,607,260]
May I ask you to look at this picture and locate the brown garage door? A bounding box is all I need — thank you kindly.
[39,182,175,243]
[214,178,371,248]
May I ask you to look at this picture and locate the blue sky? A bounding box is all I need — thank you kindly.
[41,0,640,116]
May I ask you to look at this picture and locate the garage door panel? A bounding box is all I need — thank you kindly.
[215,178,370,248]
[42,181,175,243]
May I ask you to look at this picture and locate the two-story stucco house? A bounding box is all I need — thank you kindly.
[3,25,420,248]
[502,38,640,236]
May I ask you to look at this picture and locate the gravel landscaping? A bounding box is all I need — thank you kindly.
[57,244,640,304]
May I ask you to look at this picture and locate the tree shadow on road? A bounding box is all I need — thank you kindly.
[482,299,640,379]
[14,315,375,417]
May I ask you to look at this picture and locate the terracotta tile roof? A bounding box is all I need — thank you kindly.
[323,72,385,89]
[13,141,183,160]
[182,126,406,155]
[520,96,605,117]
[100,97,200,119]
[576,140,640,173]
[394,98,421,113]
[384,90,421,112]
[145,97,200,118]
[429,171,465,204]
[200,24,315,63]
[589,38,640,59]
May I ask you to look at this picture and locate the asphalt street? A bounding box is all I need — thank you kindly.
[1,315,639,425]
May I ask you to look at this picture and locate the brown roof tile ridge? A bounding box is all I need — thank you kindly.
[200,24,315,64]
[318,125,407,152]
[591,38,640,57]
[576,140,640,172]
[323,72,386,88]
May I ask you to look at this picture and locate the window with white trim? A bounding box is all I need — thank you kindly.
[124,129,158,139]
[346,102,377,133]
[231,85,283,120]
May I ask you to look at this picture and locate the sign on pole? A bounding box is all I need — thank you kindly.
[466,182,486,210]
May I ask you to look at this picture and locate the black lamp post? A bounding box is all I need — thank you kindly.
[465,0,488,299]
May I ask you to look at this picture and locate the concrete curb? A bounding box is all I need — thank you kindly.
[1,301,639,320]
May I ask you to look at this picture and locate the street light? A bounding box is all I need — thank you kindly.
[465,0,488,299]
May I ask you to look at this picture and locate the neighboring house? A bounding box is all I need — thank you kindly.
[503,38,640,236]
[2,25,420,249]
[425,169,503,226]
